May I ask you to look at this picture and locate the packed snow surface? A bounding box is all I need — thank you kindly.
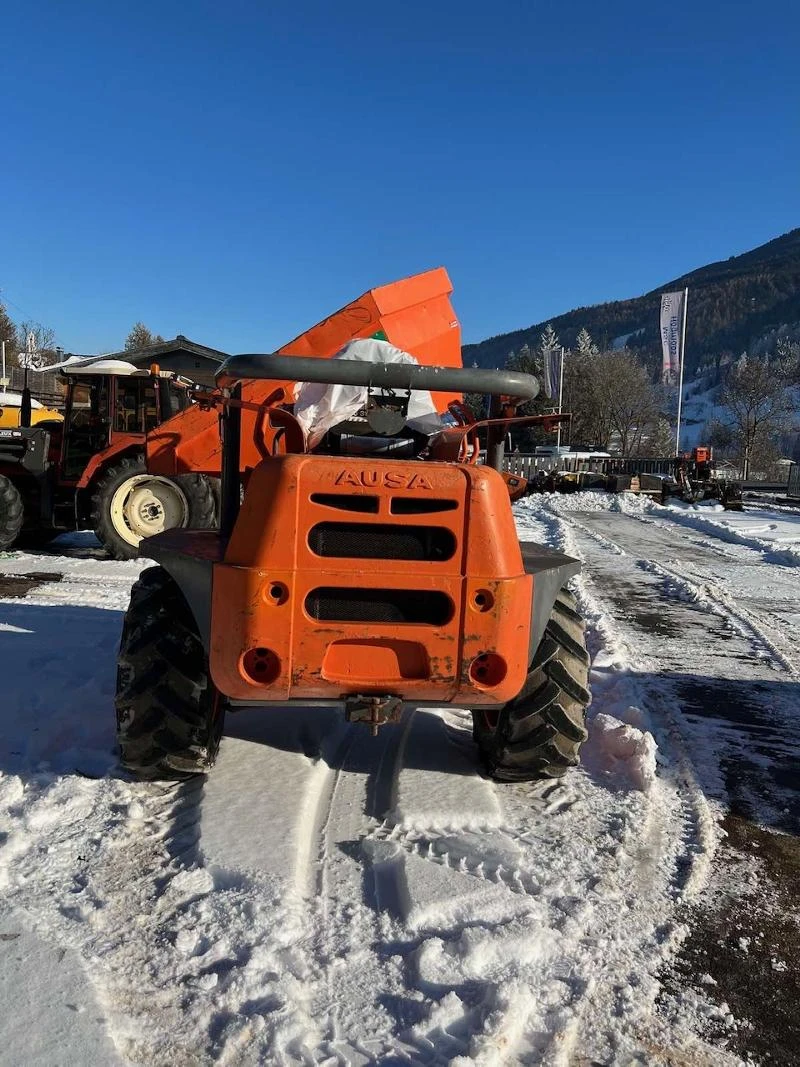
[0,493,798,1064]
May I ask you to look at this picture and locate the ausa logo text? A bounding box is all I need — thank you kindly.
[334,469,434,490]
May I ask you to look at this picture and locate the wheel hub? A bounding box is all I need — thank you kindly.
[110,475,189,547]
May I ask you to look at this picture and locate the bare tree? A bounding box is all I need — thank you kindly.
[563,349,662,454]
[563,350,614,448]
[717,355,795,478]
[776,339,800,386]
[605,352,662,454]
[125,322,165,351]
[15,319,59,368]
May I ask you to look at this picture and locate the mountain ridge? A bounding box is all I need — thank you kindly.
[463,227,800,374]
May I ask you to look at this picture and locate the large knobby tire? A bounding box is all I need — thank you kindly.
[116,566,224,779]
[91,454,216,560]
[473,587,591,781]
[0,475,24,551]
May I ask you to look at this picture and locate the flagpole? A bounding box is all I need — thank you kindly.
[674,288,689,455]
[556,346,565,449]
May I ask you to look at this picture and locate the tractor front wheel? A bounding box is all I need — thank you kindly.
[92,455,216,560]
[0,475,24,552]
[473,587,591,781]
[116,566,224,779]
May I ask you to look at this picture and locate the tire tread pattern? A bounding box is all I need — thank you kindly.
[473,588,591,781]
[115,566,223,778]
[0,475,24,551]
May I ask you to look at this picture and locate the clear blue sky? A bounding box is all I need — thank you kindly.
[2,0,798,354]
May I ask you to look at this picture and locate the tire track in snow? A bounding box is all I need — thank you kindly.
[604,501,800,673]
[639,556,798,678]
[558,508,798,677]
[1,530,751,1065]
[371,820,547,900]
[622,499,800,568]
[514,500,729,1062]
[519,501,719,906]
[283,718,415,1064]
[543,502,726,872]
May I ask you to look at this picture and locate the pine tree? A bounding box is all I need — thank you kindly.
[575,327,597,356]
[511,343,536,374]
[538,324,559,357]
[0,303,20,379]
[125,322,165,351]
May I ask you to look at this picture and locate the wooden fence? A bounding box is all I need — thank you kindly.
[503,452,791,490]
[503,453,674,478]
[3,367,65,407]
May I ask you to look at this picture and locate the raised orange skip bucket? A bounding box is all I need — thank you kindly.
[278,267,461,379]
[147,268,463,477]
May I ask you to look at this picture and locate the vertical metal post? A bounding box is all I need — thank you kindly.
[220,384,242,541]
[556,346,565,449]
[486,395,505,472]
[20,365,32,428]
[675,288,689,455]
[1,340,6,385]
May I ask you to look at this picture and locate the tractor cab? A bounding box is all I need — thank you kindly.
[58,360,192,482]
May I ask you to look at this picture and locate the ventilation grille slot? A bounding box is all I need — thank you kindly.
[310,493,379,514]
[305,588,453,625]
[308,522,456,561]
[390,497,458,515]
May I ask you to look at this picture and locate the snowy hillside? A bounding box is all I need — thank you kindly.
[0,498,799,1065]
[678,378,725,449]
[677,375,800,459]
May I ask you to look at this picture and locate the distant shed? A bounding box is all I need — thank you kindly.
[64,336,228,388]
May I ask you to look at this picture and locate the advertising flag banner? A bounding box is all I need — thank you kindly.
[543,347,555,399]
[660,290,685,380]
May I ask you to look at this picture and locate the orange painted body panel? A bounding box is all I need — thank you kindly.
[278,266,461,375]
[146,268,462,478]
[208,455,532,706]
[147,401,223,478]
[73,433,145,489]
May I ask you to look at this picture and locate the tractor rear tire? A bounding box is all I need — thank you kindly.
[116,566,224,779]
[92,455,216,560]
[473,587,591,781]
[0,476,24,552]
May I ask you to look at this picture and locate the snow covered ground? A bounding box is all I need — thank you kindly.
[0,497,798,1065]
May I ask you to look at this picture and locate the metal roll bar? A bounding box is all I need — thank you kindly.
[216,354,539,401]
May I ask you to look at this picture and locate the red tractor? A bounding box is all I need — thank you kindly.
[0,359,218,557]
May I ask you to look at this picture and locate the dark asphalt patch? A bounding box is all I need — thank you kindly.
[663,815,800,1066]
[0,572,64,598]
[603,581,683,638]
[659,673,800,1063]
[675,677,800,835]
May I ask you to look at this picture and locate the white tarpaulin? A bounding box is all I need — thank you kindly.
[660,290,686,380]
[0,391,44,409]
[293,338,441,447]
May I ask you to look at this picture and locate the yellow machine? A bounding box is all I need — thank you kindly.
[0,392,63,428]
